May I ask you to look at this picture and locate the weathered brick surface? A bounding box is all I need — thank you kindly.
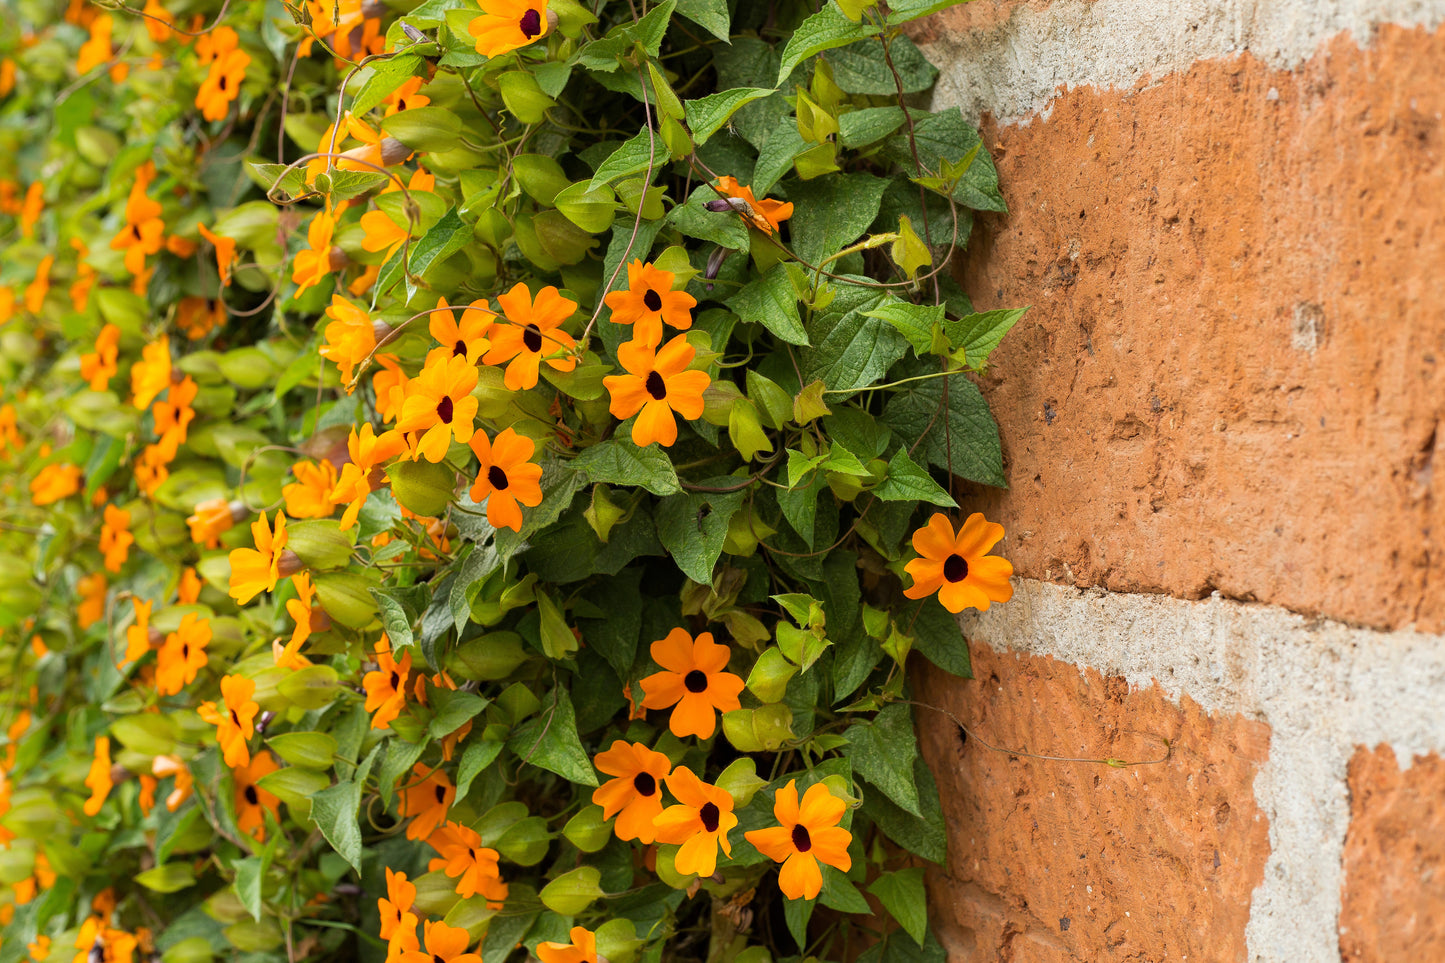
[913,642,1271,962]
[1339,746,1445,961]
[946,24,1445,632]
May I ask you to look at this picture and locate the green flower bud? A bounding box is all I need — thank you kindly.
[276,664,342,710]
[540,866,604,915]
[387,459,456,518]
[448,631,532,681]
[313,571,381,629]
[285,518,355,571]
[500,72,558,126]
[162,937,216,963]
[715,757,768,808]
[266,731,338,770]
[745,648,797,703]
[564,805,612,853]
[721,704,794,752]
[497,816,551,865]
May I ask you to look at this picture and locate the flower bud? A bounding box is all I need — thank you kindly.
[312,572,380,629]
[540,866,604,915]
[386,459,456,518]
[285,519,354,571]
[744,647,797,703]
[564,805,612,853]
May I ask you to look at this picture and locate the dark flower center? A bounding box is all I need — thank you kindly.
[522,324,543,352]
[943,554,969,583]
[642,289,663,312]
[244,785,258,804]
[435,784,447,802]
[488,465,509,490]
[791,824,812,852]
[230,708,240,726]
[181,643,190,659]
[389,670,400,690]
[519,8,542,38]
[700,802,720,832]
[645,371,667,400]
[130,224,142,242]
[219,75,228,91]
[632,772,656,796]
[453,340,468,357]
[434,956,446,963]
[437,395,454,423]
[683,669,708,693]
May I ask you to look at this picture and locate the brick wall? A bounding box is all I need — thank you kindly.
[907,2,1445,960]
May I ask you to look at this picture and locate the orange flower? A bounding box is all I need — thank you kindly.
[178,567,203,605]
[604,260,697,346]
[319,294,377,391]
[130,336,173,409]
[638,629,744,739]
[233,750,281,841]
[359,207,410,263]
[124,598,156,663]
[155,612,211,696]
[141,0,174,41]
[467,428,542,532]
[713,176,793,234]
[187,497,242,548]
[482,282,578,390]
[18,182,43,239]
[196,47,250,121]
[395,352,478,463]
[902,512,1014,614]
[79,324,121,392]
[397,763,454,841]
[385,76,431,116]
[135,443,172,497]
[197,224,236,286]
[23,255,52,314]
[363,637,411,730]
[330,423,405,529]
[536,927,598,963]
[76,14,115,76]
[372,354,407,423]
[152,375,198,458]
[426,821,508,903]
[292,206,338,296]
[428,297,493,366]
[743,780,852,900]
[396,920,481,963]
[602,335,710,448]
[82,736,112,817]
[30,463,81,505]
[195,25,239,65]
[378,867,418,944]
[276,572,322,669]
[468,0,550,58]
[152,755,193,811]
[653,766,737,877]
[228,511,296,605]
[0,402,22,456]
[111,174,166,278]
[70,240,98,312]
[591,740,671,844]
[77,573,107,630]
[176,296,224,340]
[138,772,157,814]
[198,675,259,769]
[99,504,133,573]
[282,460,339,518]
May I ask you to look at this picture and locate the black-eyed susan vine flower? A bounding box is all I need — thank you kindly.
[639,629,745,739]
[602,334,710,447]
[903,512,1015,614]
[744,780,853,900]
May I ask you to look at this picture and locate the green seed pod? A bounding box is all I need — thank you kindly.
[563,804,612,853]
[387,459,456,518]
[540,866,604,915]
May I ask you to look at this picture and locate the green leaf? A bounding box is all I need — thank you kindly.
[800,281,907,396]
[373,588,416,650]
[845,703,920,816]
[349,53,426,116]
[783,894,814,949]
[456,739,505,800]
[821,869,873,913]
[868,869,928,945]
[862,758,945,864]
[685,88,776,146]
[507,687,597,786]
[232,835,279,923]
[382,105,462,152]
[881,359,1004,486]
[776,468,827,547]
[309,744,380,874]
[944,308,1028,367]
[884,109,1005,213]
[727,263,809,346]
[838,106,906,149]
[900,598,972,677]
[376,207,473,297]
[863,300,943,355]
[826,34,936,95]
[135,863,195,894]
[250,161,307,200]
[587,128,662,191]
[885,0,969,25]
[750,125,807,198]
[873,447,956,507]
[449,540,501,631]
[571,439,682,495]
[655,488,745,584]
[674,0,730,41]
[429,688,489,739]
[786,173,889,267]
[266,731,338,770]
[777,5,878,86]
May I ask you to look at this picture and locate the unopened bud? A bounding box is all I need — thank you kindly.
[327,246,350,272]
[277,549,304,578]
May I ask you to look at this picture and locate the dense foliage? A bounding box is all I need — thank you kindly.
[0,0,1022,961]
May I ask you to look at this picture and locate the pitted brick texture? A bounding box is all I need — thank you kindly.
[914,642,1271,962]
[949,24,1445,632]
[1339,746,1445,961]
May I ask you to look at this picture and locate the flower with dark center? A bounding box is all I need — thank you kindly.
[638,628,745,739]
[603,259,697,346]
[903,511,1015,614]
[469,427,542,532]
[744,780,853,900]
[592,740,673,843]
[654,766,738,877]
[603,334,711,448]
